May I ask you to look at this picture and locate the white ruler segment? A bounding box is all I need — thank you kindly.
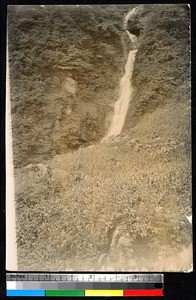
[7,273,164,283]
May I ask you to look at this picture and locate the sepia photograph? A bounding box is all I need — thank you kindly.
[6,4,192,272]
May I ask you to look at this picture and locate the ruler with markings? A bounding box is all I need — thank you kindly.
[6,273,164,297]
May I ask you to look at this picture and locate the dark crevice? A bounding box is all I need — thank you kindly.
[127,27,140,37]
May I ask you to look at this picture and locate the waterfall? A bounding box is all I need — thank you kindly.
[106,30,138,138]
[6,36,18,270]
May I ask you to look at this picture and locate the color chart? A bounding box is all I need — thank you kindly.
[6,273,164,297]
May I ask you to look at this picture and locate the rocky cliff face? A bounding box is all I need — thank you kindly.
[8,5,133,166]
[125,4,191,146]
[8,4,192,271]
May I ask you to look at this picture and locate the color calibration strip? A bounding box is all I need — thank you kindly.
[6,273,164,297]
[7,289,163,297]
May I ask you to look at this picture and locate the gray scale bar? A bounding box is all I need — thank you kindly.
[20,282,42,290]
[13,281,161,290]
[59,282,158,290]
[57,282,76,290]
[15,282,23,289]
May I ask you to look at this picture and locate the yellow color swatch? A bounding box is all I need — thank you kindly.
[85,290,123,297]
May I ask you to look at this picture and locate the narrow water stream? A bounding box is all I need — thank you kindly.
[106,29,138,138]
[106,47,137,137]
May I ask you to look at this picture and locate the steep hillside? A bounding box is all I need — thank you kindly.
[7,4,192,272]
